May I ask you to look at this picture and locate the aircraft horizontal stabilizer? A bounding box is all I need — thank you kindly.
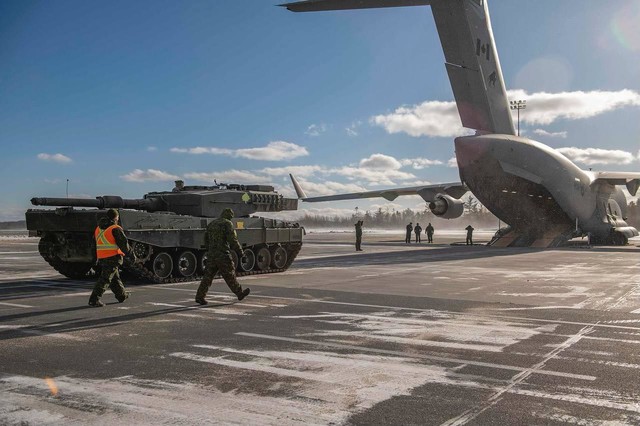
[591,172,640,196]
[280,0,431,12]
[288,175,467,203]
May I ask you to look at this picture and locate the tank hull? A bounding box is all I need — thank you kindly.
[26,208,304,283]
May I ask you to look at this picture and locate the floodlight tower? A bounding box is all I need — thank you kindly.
[509,100,526,136]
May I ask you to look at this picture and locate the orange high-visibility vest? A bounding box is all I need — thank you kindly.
[95,225,125,259]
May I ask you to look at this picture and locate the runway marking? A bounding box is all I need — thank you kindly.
[440,324,595,425]
[15,328,84,341]
[145,302,248,315]
[0,301,33,308]
[236,332,595,381]
[206,291,640,332]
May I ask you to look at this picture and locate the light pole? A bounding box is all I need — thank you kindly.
[509,100,526,136]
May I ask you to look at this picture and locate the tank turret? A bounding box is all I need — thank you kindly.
[26,182,304,282]
[30,183,298,217]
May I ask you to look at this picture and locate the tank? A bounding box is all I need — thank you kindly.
[26,183,304,283]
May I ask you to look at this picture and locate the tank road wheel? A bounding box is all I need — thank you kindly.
[230,250,239,271]
[255,247,271,271]
[238,248,256,272]
[132,242,152,263]
[175,250,197,278]
[270,245,287,269]
[152,252,173,279]
[200,252,208,274]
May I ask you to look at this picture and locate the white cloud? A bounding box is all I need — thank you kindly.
[533,129,568,138]
[184,170,274,185]
[556,147,637,165]
[147,146,158,152]
[296,179,367,196]
[346,121,362,137]
[305,123,327,137]
[171,141,308,161]
[37,153,72,164]
[44,178,62,184]
[509,89,640,126]
[261,165,326,177]
[263,154,421,186]
[170,147,235,155]
[235,142,308,161]
[372,89,640,137]
[372,100,468,138]
[399,158,443,169]
[369,202,404,212]
[359,153,403,170]
[120,169,180,182]
[447,157,458,168]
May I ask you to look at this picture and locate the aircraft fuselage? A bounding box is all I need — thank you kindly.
[455,134,638,244]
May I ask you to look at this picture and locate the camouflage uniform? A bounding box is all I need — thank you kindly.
[426,223,434,243]
[405,223,413,243]
[89,215,131,305]
[465,225,475,245]
[196,208,249,303]
[354,220,363,251]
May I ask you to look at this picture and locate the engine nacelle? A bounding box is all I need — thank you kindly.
[428,194,464,219]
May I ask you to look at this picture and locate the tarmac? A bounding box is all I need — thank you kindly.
[1,229,640,425]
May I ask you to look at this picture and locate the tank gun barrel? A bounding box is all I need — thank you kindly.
[31,196,163,211]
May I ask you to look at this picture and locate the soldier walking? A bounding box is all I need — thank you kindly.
[426,222,434,243]
[355,220,364,251]
[465,224,475,245]
[88,209,134,307]
[196,208,251,305]
[414,223,422,243]
[405,222,413,243]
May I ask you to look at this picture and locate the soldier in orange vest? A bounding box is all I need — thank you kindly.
[88,209,135,307]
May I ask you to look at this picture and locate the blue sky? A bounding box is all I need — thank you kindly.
[1,0,640,220]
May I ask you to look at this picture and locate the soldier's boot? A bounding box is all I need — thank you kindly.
[116,291,130,303]
[236,287,251,301]
[88,299,104,307]
[195,286,209,305]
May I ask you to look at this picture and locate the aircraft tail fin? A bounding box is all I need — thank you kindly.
[289,174,307,199]
[281,0,515,135]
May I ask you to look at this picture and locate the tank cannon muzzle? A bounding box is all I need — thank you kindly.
[30,196,163,211]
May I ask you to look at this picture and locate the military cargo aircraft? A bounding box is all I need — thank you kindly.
[283,0,640,247]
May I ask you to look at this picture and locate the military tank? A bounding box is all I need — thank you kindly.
[26,183,304,283]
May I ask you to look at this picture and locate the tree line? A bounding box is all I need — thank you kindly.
[298,197,500,229]
[299,198,640,230]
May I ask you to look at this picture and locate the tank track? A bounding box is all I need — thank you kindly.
[38,238,98,280]
[124,243,302,284]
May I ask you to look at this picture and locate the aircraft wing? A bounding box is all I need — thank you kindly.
[280,0,515,135]
[289,174,467,202]
[591,172,640,196]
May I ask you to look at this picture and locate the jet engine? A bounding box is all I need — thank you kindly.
[429,194,464,219]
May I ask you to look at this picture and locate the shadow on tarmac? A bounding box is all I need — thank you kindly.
[293,245,541,269]
[0,300,235,341]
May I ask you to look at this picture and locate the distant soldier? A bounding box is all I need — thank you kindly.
[354,220,364,251]
[172,180,185,192]
[426,222,434,243]
[196,208,250,305]
[405,222,413,243]
[465,224,475,245]
[414,223,422,243]
[88,209,134,307]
